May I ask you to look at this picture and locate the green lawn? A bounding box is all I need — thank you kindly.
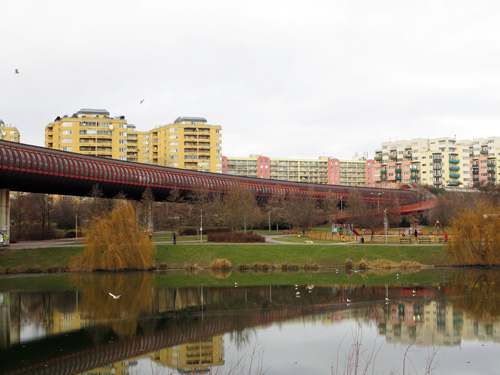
[154,243,452,268]
[0,241,453,273]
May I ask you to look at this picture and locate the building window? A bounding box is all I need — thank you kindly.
[62,122,72,127]
[62,130,72,135]
[62,138,72,143]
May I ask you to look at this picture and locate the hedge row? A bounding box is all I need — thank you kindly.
[207,232,266,243]
[179,227,232,236]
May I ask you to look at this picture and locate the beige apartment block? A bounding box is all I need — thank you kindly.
[222,154,374,186]
[0,119,20,143]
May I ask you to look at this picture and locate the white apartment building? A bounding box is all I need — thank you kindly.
[373,137,500,189]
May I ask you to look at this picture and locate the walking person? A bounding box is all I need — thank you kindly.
[444,232,448,243]
[173,233,177,245]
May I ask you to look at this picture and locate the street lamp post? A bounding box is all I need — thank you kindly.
[200,209,203,243]
[268,211,271,234]
[340,195,344,212]
[75,214,78,244]
[371,192,384,213]
[384,209,388,244]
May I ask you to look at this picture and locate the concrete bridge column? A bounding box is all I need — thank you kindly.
[0,189,10,246]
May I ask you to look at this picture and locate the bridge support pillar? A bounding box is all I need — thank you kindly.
[0,189,10,246]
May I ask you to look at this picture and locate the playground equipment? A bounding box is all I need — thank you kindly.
[331,223,360,236]
[432,220,444,233]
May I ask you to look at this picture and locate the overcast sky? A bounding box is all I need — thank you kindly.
[2,0,500,160]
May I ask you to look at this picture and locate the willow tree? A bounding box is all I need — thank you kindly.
[73,201,155,271]
[448,199,500,265]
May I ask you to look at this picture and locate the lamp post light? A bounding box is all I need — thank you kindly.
[371,192,384,213]
[75,214,78,244]
[383,209,388,244]
[200,209,203,243]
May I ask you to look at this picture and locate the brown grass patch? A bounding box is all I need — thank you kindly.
[210,258,233,270]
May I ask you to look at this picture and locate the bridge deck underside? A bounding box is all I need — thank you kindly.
[0,140,418,204]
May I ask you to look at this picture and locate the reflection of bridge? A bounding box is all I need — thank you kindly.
[0,140,420,244]
[1,284,444,375]
[1,299,341,375]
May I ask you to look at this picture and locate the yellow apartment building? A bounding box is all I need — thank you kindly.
[147,116,222,173]
[151,335,225,373]
[222,154,375,186]
[0,119,20,143]
[45,111,222,173]
[45,109,133,160]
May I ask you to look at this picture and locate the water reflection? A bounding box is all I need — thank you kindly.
[1,269,500,374]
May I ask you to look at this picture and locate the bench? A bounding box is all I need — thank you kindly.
[399,238,412,244]
[418,238,432,244]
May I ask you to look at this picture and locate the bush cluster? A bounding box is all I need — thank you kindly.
[207,231,265,243]
[179,227,232,236]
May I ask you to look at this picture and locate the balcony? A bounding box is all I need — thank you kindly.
[395,169,402,173]
[380,170,387,174]
[410,167,419,171]
[473,177,479,181]
[449,173,460,178]
[449,159,460,163]
[449,166,460,171]
[448,181,460,186]
[396,176,402,180]
[488,176,496,180]
[488,169,496,173]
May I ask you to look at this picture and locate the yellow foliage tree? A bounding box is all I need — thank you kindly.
[448,199,500,265]
[73,201,155,271]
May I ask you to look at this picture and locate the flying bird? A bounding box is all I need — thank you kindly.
[140,99,145,104]
[109,292,121,299]
[15,69,19,74]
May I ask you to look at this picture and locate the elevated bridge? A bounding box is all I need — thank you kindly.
[0,140,419,245]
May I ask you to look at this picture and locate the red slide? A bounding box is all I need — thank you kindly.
[351,227,360,236]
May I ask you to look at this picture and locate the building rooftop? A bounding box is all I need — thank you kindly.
[174,116,207,124]
[76,108,110,116]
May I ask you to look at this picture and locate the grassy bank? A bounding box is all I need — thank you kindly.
[0,242,453,273]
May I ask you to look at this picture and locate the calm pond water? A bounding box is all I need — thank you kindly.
[1,267,500,375]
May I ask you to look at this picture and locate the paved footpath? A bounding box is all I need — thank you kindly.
[4,238,84,249]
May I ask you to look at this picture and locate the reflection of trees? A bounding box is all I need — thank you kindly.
[447,269,500,321]
[230,328,255,351]
[70,273,153,338]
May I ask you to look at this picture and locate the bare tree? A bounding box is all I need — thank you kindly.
[52,196,79,232]
[221,185,261,231]
[137,187,155,232]
[286,195,321,234]
[26,193,53,239]
[10,193,29,241]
